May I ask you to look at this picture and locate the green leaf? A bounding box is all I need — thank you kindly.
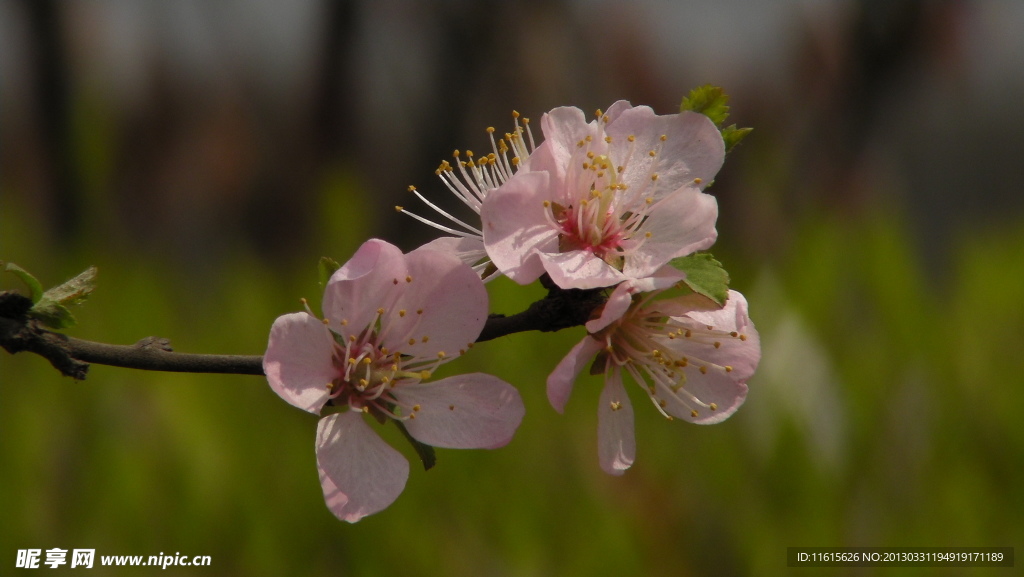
[3,262,45,303]
[681,85,731,127]
[28,301,78,329]
[394,420,437,471]
[38,266,97,307]
[722,125,753,153]
[318,257,341,288]
[668,253,731,307]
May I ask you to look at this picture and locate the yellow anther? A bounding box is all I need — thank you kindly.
[610,401,622,411]
[486,126,495,133]
[699,366,708,374]
[417,309,423,315]
[408,338,416,346]
[604,136,612,143]
[321,318,330,325]
[358,378,368,387]
[543,200,551,207]
[394,205,404,212]
[706,324,714,330]
[348,335,356,342]
[709,403,718,411]
[724,366,733,373]
[376,307,385,315]
[577,140,585,148]
[645,197,654,204]
[406,275,413,283]
[645,231,652,238]
[675,358,688,367]
[465,150,474,157]
[659,399,667,408]
[399,309,406,317]
[449,405,456,411]
[714,341,721,349]
[585,135,592,142]
[582,162,590,170]
[362,406,370,413]
[437,351,446,359]
[648,150,657,157]
[694,178,703,185]
[413,404,421,411]
[586,151,595,159]
[300,297,308,305]
[511,157,520,166]
[684,330,692,338]
[512,110,520,118]
[419,370,431,379]
[660,134,667,141]
[466,342,474,348]
[730,331,738,337]
[596,171,605,178]
[595,108,603,118]
[341,319,348,326]
[362,357,372,365]
[347,357,357,365]
[617,166,625,173]
[421,336,429,343]
[408,413,416,419]
[739,334,747,341]
[691,410,699,418]
[407,185,416,192]
[627,135,636,142]
[651,174,659,181]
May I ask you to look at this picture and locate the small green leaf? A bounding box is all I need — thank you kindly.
[722,125,753,153]
[681,85,731,127]
[318,257,341,288]
[394,420,437,471]
[3,262,45,303]
[28,301,78,329]
[39,266,97,307]
[668,253,731,307]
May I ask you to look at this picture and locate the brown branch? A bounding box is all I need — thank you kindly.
[1,283,605,381]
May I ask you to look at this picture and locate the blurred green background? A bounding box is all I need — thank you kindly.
[2,1,1023,575]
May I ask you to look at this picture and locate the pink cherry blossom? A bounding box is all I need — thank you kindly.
[264,239,525,522]
[397,113,537,280]
[548,277,759,475]
[481,101,725,290]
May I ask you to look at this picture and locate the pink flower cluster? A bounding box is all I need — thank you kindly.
[266,99,761,522]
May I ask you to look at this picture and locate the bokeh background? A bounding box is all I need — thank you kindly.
[3,0,1023,575]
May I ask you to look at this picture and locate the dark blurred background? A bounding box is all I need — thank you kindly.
[2,1,1023,575]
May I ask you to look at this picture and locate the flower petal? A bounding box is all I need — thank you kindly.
[322,239,408,336]
[480,170,557,285]
[537,249,627,290]
[316,412,409,523]
[623,187,718,279]
[656,365,749,425]
[585,269,685,333]
[671,290,761,381]
[606,107,724,194]
[394,374,525,449]
[382,246,489,359]
[264,312,336,414]
[598,369,635,475]
[547,336,604,413]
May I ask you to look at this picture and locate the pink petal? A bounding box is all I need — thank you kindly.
[393,374,525,449]
[547,336,604,413]
[597,369,635,475]
[417,236,487,268]
[316,412,410,523]
[263,312,336,414]
[322,239,408,335]
[537,249,627,290]
[480,171,557,285]
[606,107,724,194]
[381,247,489,359]
[657,366,749,425]
[585,269,685,333]
[674,290,761,381]
[622,187,718,279]
[533,106,596,189]
[603,100,635,122]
